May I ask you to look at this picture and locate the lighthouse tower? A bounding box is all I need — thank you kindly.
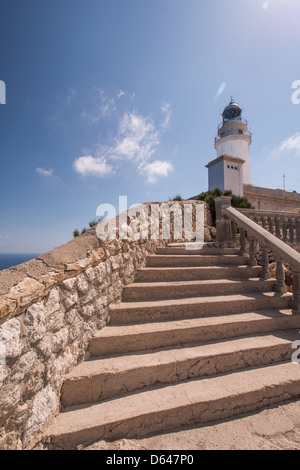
[206,99,252,196]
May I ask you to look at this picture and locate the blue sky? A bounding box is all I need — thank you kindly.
[1,0,300,254]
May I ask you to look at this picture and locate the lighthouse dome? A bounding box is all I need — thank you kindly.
[222,100,242,122]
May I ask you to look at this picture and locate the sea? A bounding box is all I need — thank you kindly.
[0,254,40,271]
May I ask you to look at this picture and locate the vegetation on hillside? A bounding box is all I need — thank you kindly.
[169,194,183,201]
[196,188,254,223]
[73,218,103,238]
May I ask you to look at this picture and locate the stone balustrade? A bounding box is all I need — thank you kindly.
[215,197,300,312]
[238,209,300,246]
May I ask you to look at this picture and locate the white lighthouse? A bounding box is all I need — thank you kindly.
[206,99,252,196]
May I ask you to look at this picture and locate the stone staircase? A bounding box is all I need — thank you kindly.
[43,244,300,450]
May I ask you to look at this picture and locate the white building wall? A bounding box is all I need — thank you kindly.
[224,162,244,196]
[215,136,251,185]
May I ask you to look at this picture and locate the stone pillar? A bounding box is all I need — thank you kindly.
[296,219,300,244]
[268,217,274,235]
[248,237,257,266]
[275,217,281,239]
[291,272,300,312]
[274,259,287,294]
[260,246,271,280]
[289,218,295,245]
[239,228,247,256]
[215,196,233,243]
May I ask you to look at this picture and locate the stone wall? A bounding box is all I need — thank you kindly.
[0,201,212,450]
[244,184,300,211]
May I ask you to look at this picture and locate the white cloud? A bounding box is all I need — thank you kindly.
[160,103,172,131]
[141,160,174,184]
[110,112,160,164]
[76,91,173,182]
[73,155,113,177]
[66,87,77,104]
[87,88,130,123]
[268,132,300,161]
[108,104,172,168]
[36,167,54,177]
[117,90,125,99]
[279,132,300,155]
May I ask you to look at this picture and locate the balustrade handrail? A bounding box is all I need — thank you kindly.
[223,205,300,273]
[238,208,300,219]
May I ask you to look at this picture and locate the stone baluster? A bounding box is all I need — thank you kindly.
[282,217,288,243]
[289,218,295,245]
[297,218,300,244]
[282,218,288,243]
[274,259,287,294]
[262,216,267,230]
[248,237,257,266]
[268,217,274,235]
[275,217,281,239]
[231,220,238,243]
[239,227,247,256]
[291,272,300,312]
[260,245,271,280]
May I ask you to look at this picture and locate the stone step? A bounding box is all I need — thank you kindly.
[123,278,276,302]
[61,330,299,408]
[43,362,300,450]
[156,247,241,256]
[146,254,249,267]
[89,309,300,357]
[166,243,234,248]
[135,265,262,282]
[109,292,293,325]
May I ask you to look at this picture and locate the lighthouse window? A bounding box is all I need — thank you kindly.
[227,165,238,170]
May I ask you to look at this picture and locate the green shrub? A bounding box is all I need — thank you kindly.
[223,190,254,209]
[196,188,254,224]
[169,194,183,201]
[73,217,104,238]
[89,219,99,228]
